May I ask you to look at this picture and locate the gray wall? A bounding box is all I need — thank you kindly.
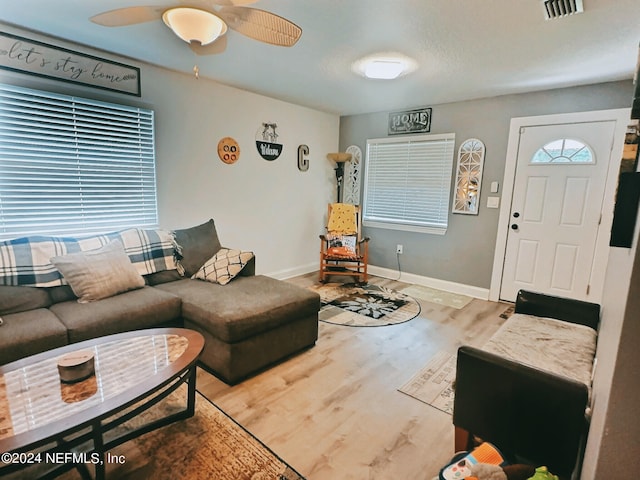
[340,81,634,289]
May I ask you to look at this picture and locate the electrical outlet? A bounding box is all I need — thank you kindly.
[396,244,403,254]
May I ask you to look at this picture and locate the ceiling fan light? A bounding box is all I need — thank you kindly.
[162,7,227,46]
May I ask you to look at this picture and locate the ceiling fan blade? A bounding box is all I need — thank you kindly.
[90,6,165,27]
[189,35,228,55]
[218,6,302,47]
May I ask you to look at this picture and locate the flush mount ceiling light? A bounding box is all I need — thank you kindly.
[353,53,417,80]
[162,7,227,45]
[365,60,405,80]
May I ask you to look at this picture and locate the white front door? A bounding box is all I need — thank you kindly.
[500,120,617,302]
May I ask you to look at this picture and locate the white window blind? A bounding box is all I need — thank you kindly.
[363,133,455,234]
[0,83,157,239]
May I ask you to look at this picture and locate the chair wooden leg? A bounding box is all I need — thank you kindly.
[454,426,472,452]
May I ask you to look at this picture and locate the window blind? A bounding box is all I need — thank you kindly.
[363,133,455,234]
[0,83,157,239]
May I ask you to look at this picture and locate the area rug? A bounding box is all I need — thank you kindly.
[399,285,473,310]
[308,282,421,327]
[54,387,305,480]
[398,351,456,415]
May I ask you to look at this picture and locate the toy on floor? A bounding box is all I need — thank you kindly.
[526,466,559,480]
[439,442,507,480]
[464,463,537,480]
[437,442,540,480]
[466,463,507,480]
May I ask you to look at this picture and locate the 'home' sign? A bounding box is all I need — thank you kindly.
[388,107,432,135]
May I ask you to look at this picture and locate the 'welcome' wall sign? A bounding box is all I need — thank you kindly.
[0,31,141,97]
[255,122,283,161]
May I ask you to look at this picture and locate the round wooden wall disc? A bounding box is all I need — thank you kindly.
[218,137,240,164]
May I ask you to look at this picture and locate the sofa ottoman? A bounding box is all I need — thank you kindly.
[155,275,320,384]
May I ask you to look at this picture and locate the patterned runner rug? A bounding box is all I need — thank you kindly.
[308,282,421,327]
[398,351,457,415]
[399,285,473,309]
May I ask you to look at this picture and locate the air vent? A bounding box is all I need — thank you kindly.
[542,0,584,19]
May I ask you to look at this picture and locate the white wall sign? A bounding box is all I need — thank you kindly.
[0,31,141,96]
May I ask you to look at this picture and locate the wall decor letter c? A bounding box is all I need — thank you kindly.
[297,144,310,171]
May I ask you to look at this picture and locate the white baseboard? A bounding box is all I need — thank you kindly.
[367,265,490,300]
[266,262,318,280]
[265,262,490,300]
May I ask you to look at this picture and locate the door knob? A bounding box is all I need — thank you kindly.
[513,212,520,218]
[511,224,519,230]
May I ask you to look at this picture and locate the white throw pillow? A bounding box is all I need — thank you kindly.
[50,240,145,303]
[192,248,254,285]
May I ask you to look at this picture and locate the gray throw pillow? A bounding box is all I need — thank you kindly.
[50,240,145,303]
[173,219,222,277]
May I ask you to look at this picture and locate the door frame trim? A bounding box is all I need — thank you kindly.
[489,108,631,302]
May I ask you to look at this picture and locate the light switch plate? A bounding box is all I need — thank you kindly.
[490,181,499,193]
[487,196,500,208]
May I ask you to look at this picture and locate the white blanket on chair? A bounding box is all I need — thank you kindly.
[482,313,597,388]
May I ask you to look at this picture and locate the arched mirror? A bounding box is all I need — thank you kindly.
[452,138,485,215]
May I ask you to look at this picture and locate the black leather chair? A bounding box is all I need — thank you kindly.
[453,290,600,479]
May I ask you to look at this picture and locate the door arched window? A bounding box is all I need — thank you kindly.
[531,139,594,164]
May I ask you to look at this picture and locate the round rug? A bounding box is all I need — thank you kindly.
[308,283,421,327]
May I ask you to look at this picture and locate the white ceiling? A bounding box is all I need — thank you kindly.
[1,0,639,116]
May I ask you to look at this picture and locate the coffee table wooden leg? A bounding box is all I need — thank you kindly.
[186,365,197,417]
[92,420,106,480]
[75,462,93,480]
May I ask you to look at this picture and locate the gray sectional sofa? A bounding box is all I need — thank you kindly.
[0,219,320,384]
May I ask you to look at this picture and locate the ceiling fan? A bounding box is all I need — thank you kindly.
[90,0,302,56]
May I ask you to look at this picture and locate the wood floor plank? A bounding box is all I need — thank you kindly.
[196,274,510,479]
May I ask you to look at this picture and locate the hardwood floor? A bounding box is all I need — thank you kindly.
[197,273,510,480]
